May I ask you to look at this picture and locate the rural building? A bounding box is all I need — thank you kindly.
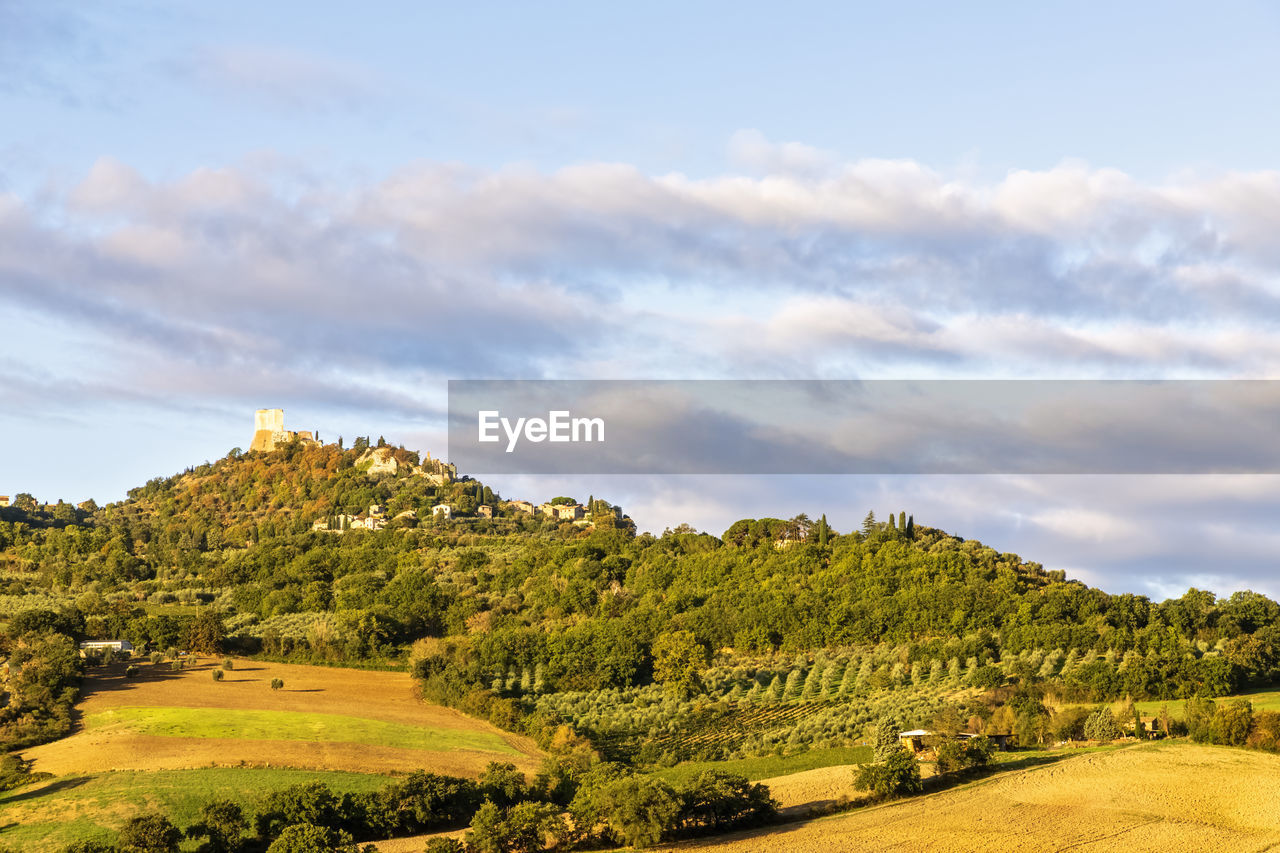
[477,505,493,518]
[509,500,535,514]
[79,640,133,657]
[433,504,452,519]
[553,504,584,521]
[0,496,9,507]
[899,729,1011,753]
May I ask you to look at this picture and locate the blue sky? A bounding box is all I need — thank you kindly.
[6,0,1280,599]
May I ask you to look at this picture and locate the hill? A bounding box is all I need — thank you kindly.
[658,743,1280,852]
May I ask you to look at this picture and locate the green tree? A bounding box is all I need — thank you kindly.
[185,800,247,853]
[1212,699,1253,746]
[1083,708,1122,742]
[467,800,564,853]
[264,823,368,853]
[118,813,182,853]
[652,630,709,696]
[853,746,922,799]
[872,716,899,761]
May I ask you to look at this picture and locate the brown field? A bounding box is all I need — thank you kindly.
[658,743,1280,853]
[24,657,542,778]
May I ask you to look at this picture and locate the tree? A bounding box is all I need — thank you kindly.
[118,813,182,853]
[872,716,899,761]
[264,824,369,853]
[598,776,681,849]
[905,514,915,538]
[861,510,877,535]
[212,668,225,682]
[853,746,922,799]
[271,678,284,691]
[652,630,709,696]
[467,800,565,853]
[1083,708,1122,742]
[182,611,226,656]
[1212,699,1253,746]
[186,800,247,853]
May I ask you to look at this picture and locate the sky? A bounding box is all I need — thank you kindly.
[5,0,1280,599]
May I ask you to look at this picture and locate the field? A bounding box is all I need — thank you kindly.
[4,657,544,851]
[1132,687,1280,719]
[0,767,390,852]
[658,742,1280,852]
[23,657,541,777]
[652,747,872,785]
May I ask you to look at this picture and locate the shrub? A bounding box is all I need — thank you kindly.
[223,658,235,670]
[853,745,922,799]
[150,652,164,665]
[125,665,139,678]
[1186,696,1216,743]
[264,823,366,853]
[271,678,285,690]
[212,669,225,682]
[424,840,465,853]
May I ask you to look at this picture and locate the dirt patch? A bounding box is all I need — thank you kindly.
[658,743,1280,852]
[25,658,541,779]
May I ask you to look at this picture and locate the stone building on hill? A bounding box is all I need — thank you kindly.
[249,408,319,452]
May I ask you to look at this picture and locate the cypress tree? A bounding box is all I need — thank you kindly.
[906,515,915,539]
[899,511,907,531]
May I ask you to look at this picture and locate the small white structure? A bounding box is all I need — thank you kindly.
[432,504,452,519]
[79,640,133,657]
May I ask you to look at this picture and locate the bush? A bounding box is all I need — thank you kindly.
[853,745,922,799]
[212,669,225,682]
[271,678,285,690]
[424,840,465,853]
[223,658,235,670]
[1186,696,1216,743]
[125,665,139,678]
[677,769,776,832]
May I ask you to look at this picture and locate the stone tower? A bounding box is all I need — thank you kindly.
[250,408,286,452]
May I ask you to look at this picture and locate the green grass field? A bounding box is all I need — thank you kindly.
[0,767,391,853]
[87,706,519,755]
[650,746,873,785]
[1132,688,1280,719]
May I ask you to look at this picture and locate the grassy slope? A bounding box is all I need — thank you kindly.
[0,768,390,853]
[1133,687,1280,719]
[87,706,519,755]
[651,746,873,785]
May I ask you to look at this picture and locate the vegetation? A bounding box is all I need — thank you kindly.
[5,440,1280,847]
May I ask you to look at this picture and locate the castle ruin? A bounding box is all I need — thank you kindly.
[250,408,318,452]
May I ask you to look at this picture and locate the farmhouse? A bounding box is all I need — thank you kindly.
[509,500,535,514]
[899,729,1011,753]
[79,640,133,657]
[433,504,452,519]
[477,505,493,518]
[0,496,9,507]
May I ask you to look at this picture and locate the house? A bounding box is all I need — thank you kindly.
[477,505,493,518]
[368,504,385,519]
[898,729,933,753]
[899,729,1010,753]
[0,496,9,508]
[79,640,133,657]
[433,504,452,519]
[509,500,535,515]
[553,504,584,521]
